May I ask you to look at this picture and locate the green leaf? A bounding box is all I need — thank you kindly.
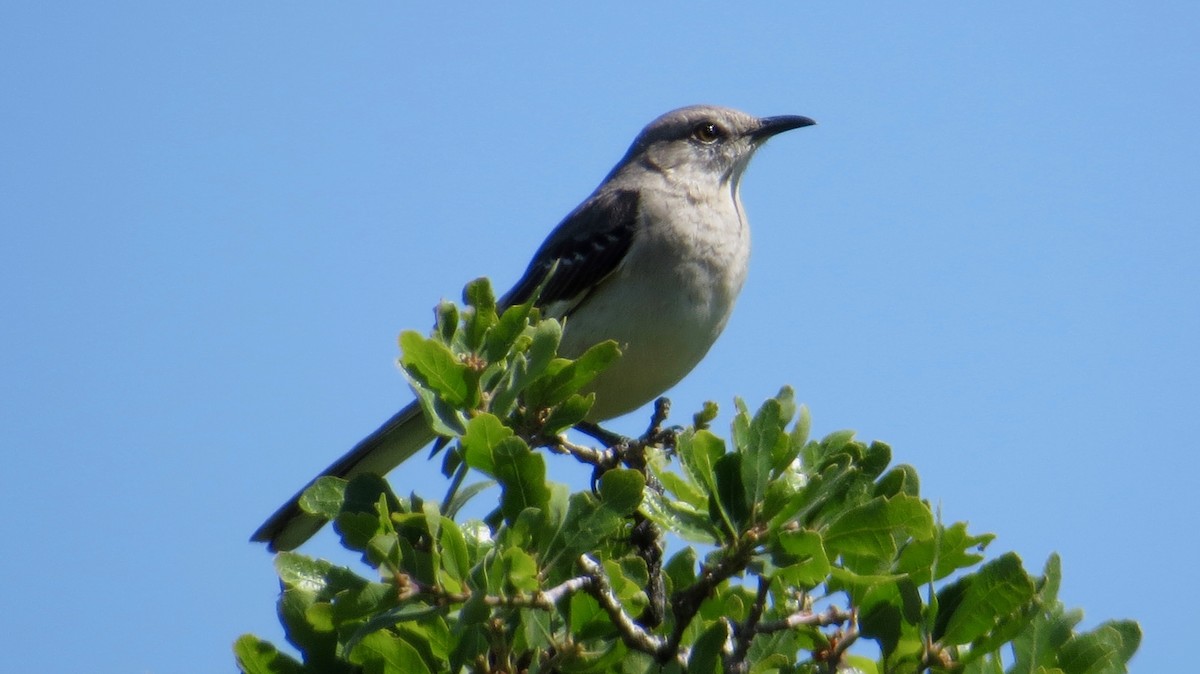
[234,634,305,674]
[525,340,620,409]
[965,601,1040,666]
[791,403,811,448]
[435,300,459,345]
[693,400,719,429]
[1012,606,1077,673]
[769,452,860,531]
[826,567,907,603]
[713,452,749,533]
[647,446,706,507]
[823,495,934,563]
[857,579,922,658]
[619,652,661,674]
[656,468,707,509]
[421,499,441,540]
[640,487,722,543]
[771,529,832,588]
[541,392,595,435]
[803,428,857,470]
[484,301,534,363]
[276,589,346,671]
[605,557,649,613]
[688,620,729,674]
[391,620,452,667]
[399,330,477,408]
[873,464,920,498]
[463,277,498,353]
[444,479,496,519]
[459,562,492,626]
[679,429,725,500]
[405,378,468,437]
[731,397,751,453]
[493,438,549,524]
[364,532,403,577]
[664,548,698,593]
[330,581,396,626]
[297,476,347,520]
[336,475,401,551]
[1059,621,1141,674]
[447,623,488,673]
[772,386,796,425]
[569,592,613,640]
[438,518,471,586]
[936,552,1036,645]
[518,607,555,652]
[505,507,541,550]
[741,397,785,511]
[843,654,881,674]
[758,473,801,525]
[486,352,527,418]
[860,441,892,479]
[1041,552,1063,605]
[597,468,644,513]
[896,521,994,584]
[274,553,366,595]
[525,319,563,382]
[503,547,540,593]
[748,631,809,670]
[547,470,645,563]
[348,630,432,674]
[460,413,513,476]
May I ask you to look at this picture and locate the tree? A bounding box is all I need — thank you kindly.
[236,279,1140,674]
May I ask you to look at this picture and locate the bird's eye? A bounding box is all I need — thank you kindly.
[691,122,724,144]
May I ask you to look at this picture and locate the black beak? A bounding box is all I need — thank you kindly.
[751,115,817,141]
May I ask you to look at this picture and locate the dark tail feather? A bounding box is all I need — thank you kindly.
[251,402,435,551]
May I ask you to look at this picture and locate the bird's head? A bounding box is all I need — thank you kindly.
[612,105,815,187]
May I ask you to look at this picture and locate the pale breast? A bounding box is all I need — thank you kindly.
[557,186,750,421]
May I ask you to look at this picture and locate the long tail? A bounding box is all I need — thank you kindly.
[250,401,436,552]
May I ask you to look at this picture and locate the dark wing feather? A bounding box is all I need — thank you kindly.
[499,188,639,316]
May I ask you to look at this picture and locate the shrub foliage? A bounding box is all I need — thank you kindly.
[237,279,1139,673]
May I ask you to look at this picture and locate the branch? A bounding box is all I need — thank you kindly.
[629,514,665,627]
[724,576,772,673]
[623,400,670,627]
[661,532,760,660]
[577,554,679,664]
[543,403,673,626]
[423,574,591,611]
[755,605,855,633]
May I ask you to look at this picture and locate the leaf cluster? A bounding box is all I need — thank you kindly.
[237,280,1139,674]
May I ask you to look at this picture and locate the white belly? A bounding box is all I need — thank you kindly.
[557,194,750,421]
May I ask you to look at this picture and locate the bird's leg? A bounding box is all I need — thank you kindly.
[642,398,680,453]
[575,421,629,449]
[575,397,676,450]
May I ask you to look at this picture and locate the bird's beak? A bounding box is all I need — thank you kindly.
[751,115,816,141]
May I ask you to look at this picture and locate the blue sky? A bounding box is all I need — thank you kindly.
[2,3,1195,671]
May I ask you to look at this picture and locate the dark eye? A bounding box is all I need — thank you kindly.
[691,121,724,143]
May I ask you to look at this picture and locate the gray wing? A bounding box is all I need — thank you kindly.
[252,189,641,551]
[499,188,640,317]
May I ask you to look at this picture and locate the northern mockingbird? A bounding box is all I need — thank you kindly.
[252,105,814,551]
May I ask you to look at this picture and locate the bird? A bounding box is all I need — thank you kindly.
[252,105,815,551]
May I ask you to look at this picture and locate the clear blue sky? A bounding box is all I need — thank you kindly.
[2,3,1194,671]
